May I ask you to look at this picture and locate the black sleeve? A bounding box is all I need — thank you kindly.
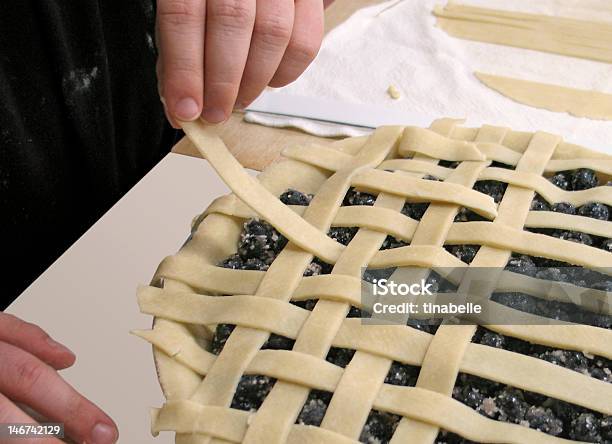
[0,0,178,308]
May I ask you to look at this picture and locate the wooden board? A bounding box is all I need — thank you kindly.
[172,0,384,170]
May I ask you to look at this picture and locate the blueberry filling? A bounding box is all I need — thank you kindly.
[381,235,408,250]
[570,168,599,191]
[303,258,333,276]
[531,194,551,211]
[211,325,610,441]
[551,202,576,215]
[505,254,537,276]
[231,374,276,412]
[579,202,610,221]
[435,430,478,443]
[328,227,358,246]
[385,361,421,387]
[444,245,480,264]
[325,347,356,368]
[497,254,612,327]
[402,201,430,221]
[452,372,610,442]
[296,390,332,426]
[454,207,488,222]
[473,180,507,204]
[490,161,515,170]
[527,226,611,251]
[280,189,313,206]
[219,219,287,271]
[438,160,460,169]
[360,410,401,443]
[212,182,611,441]
[548,169,600,191]
[550,172,571,190]
[343,188,376,206]
[473,327,611,383]
[527,201,612,252]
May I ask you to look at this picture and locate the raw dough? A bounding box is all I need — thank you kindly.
[434,3,612,63]
[387,85,401,100]
[475,72,612,121]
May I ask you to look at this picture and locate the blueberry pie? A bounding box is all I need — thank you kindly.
[134,119,612,443]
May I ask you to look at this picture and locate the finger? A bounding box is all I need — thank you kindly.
[0,313,74,370]
[157,0,206,125]
[0,393,64,444]
[0,343,118,444]
[202,0,256,123]
[234,0,294,109]
[270,0,324,87]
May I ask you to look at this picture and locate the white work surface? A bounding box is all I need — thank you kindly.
[249,0,612,147]
[6,153,235,443]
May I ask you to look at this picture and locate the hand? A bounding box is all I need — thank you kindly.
[0,313,118,444]
[156,0,326,127]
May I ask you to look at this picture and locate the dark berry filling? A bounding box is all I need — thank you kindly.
[527,226,611,251]
[490,161,515,170]
[531,194,551,211]
[296,390,332,426]
[473,180,507,204]
[303,258,333,276]
[381,235,408,250]
[550,172,571,190]
[444,245,480,264]
[231,374,276,411]
[402,201,430,221]
[343,188,376,206]
[551,202,576,215]
[438,160,460,169]
[435,430,478,443]
[210,183,611,440]
[505,254,537,276]
[325,347,356,368]
[328,227,358,246]
[219,219,287,271]
[570,169,599,191]
[498,254,612,327]
[473,327,611,382]
[452,371,610,442]
[548,169,600,191]
[280,189,313,206]
[454,207,488,222]
[579,202,610,221]
[385,361,421,386]
[360,410,401,443]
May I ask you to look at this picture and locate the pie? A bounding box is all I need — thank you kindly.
[133,118,612,443]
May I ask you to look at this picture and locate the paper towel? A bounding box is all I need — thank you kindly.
[246,0,612,150]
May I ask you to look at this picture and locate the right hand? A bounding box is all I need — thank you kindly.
[0,313,118,444]
[156,0,326,128]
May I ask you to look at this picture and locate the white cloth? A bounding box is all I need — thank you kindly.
[245,0,612,151]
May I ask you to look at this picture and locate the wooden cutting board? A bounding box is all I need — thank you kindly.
[172,0,384,171]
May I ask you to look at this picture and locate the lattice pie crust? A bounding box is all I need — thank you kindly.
[134,119,612,443]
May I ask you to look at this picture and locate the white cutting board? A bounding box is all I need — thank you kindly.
[6,153,238,443]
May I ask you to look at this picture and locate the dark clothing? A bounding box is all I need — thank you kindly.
[1,1,177,308]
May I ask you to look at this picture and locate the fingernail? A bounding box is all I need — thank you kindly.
[174,97,200,121]
[46,337,75,357]
[202,107,227,124]
[90,422,118,444]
